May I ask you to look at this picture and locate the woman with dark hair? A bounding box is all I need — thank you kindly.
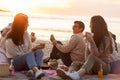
[56,15,116,80]
[6,13,44,79]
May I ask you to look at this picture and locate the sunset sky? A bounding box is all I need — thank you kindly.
[0,0,120,18]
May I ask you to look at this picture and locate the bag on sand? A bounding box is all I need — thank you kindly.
[0,48,8,63]
[0,48,9,77]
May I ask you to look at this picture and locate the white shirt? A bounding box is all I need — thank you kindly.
[5,31,32,58]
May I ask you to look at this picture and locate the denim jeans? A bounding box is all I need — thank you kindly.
[11,49,44,71]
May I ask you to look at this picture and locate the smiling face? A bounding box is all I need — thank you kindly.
[72,22,83,34]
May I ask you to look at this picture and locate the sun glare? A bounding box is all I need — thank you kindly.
[2,0,32,13]
[1,0,70,13]
[33,0,70,8]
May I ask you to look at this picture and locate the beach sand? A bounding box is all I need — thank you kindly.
[0,40,120,80]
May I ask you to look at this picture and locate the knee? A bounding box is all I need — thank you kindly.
[36,49,44,56]
[87,54,95,60]
[36,49,42,53]
[89,54,94,57]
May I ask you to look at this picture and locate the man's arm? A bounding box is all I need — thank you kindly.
[52,35,79,53]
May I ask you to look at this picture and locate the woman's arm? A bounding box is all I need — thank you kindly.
[85,32,100,57]
[103,36,112,54]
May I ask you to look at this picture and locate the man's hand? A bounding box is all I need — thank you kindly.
[50,34,57,45]
[50,34,55,42]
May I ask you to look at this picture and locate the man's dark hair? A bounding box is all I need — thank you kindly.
[74,21,85,32]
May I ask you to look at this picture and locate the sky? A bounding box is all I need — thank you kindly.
[0,0,120,18]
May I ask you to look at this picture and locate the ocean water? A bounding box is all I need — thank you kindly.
[0,12,120,43]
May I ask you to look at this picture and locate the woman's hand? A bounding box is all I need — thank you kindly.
[85,32,94,43]
[32,44,45,51]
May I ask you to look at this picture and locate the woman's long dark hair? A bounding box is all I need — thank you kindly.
[7,13,28,45]
[90,15,113,53]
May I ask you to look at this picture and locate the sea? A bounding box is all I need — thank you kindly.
[0,12,120,43]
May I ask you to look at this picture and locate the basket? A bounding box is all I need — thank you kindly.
[0,63,9,77]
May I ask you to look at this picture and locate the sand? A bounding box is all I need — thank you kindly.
[0,40,120,80]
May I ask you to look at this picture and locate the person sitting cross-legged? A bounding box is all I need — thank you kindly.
[44,21,86,72]
[5,13,45,79]
[56,15,117,80]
